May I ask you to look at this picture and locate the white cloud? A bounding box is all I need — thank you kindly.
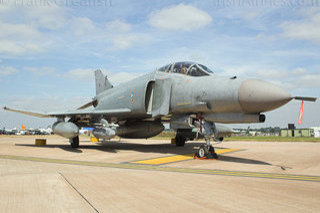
[0,4,66,56]
[0,39,45,55]
[222,65,319,90]
[71,17,95,36]
[0,21,43,39]
[25,4,67,30]
[298,74,320,88]
[105,20,132,33]
[0,0,16,13]
[0,66,18,75]
[66,68,95,81]
[222,66,253,77]
[0,5,145,56]
[0,20,46,55]
[65,19,144,50]
[24,67,55,76]
[255,69,288,79]
[281,11,320,43]
[148,4,212,31]
[292,68,308,75]
[224,66,310,80]
[111,34,138,50]
[65,68,142,84]
[109,72,142,84]
[0,40,26,55]
[101,20,148,50]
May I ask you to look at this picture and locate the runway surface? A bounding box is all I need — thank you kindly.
[1,135,320,212]
[1,154,320,182]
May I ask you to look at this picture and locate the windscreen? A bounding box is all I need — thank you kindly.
[158,62,213,77]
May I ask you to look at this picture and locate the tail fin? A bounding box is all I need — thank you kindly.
[95,69,113,95]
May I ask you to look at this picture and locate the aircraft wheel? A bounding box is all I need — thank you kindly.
[70,136,79,148]
[196,145,208,158]
[175,134,186,147]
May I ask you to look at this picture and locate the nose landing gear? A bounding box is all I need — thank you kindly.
[195,140,218,159]
[195,121,219,159]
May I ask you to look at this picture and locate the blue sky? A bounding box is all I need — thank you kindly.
[0,0,319,129]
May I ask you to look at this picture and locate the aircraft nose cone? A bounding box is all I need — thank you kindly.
[239,79,292,113]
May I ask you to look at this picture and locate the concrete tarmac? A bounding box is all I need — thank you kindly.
[0,135,320,212]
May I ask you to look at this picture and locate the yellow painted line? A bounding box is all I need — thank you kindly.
[1,154,320,182]
[131,148,240,165]
[132,154,194,165]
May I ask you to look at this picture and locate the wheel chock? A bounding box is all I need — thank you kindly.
[193,154,218,160]
[90,137,99,142]
[171,138,176,144]
[35,139,46,146]
[193,152,219,160]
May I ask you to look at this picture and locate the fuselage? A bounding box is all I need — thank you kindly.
[94,61,292,124]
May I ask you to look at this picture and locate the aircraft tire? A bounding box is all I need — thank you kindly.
[70,136,79,148]
[175,134,186,147]
[197,145,208,158]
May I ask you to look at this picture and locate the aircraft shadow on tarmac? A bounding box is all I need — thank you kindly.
[15,141,271,166]
[217,155,271,166]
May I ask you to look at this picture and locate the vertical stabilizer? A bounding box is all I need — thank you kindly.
[95,69,113,95]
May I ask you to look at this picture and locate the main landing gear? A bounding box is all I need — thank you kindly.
[70,136,79,148]
[175,133,186,147]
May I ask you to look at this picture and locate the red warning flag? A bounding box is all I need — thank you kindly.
[298,101,304,125]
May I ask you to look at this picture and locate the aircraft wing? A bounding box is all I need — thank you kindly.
[3,106,131,118]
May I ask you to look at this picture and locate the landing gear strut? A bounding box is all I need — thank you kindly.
[70,136,79,148]
[195,121,218,159]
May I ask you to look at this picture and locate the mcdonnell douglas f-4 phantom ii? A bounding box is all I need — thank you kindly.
[4,62,317,158]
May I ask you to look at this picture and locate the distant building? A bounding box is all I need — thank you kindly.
[280,129,314,137]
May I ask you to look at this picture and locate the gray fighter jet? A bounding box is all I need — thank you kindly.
[4,61,316,158]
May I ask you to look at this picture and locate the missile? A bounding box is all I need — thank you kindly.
[92,127,116,139]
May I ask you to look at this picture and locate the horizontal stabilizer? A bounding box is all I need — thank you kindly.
[294,96,317,102]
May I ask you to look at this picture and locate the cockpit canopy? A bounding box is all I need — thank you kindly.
[158,61,213,77]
